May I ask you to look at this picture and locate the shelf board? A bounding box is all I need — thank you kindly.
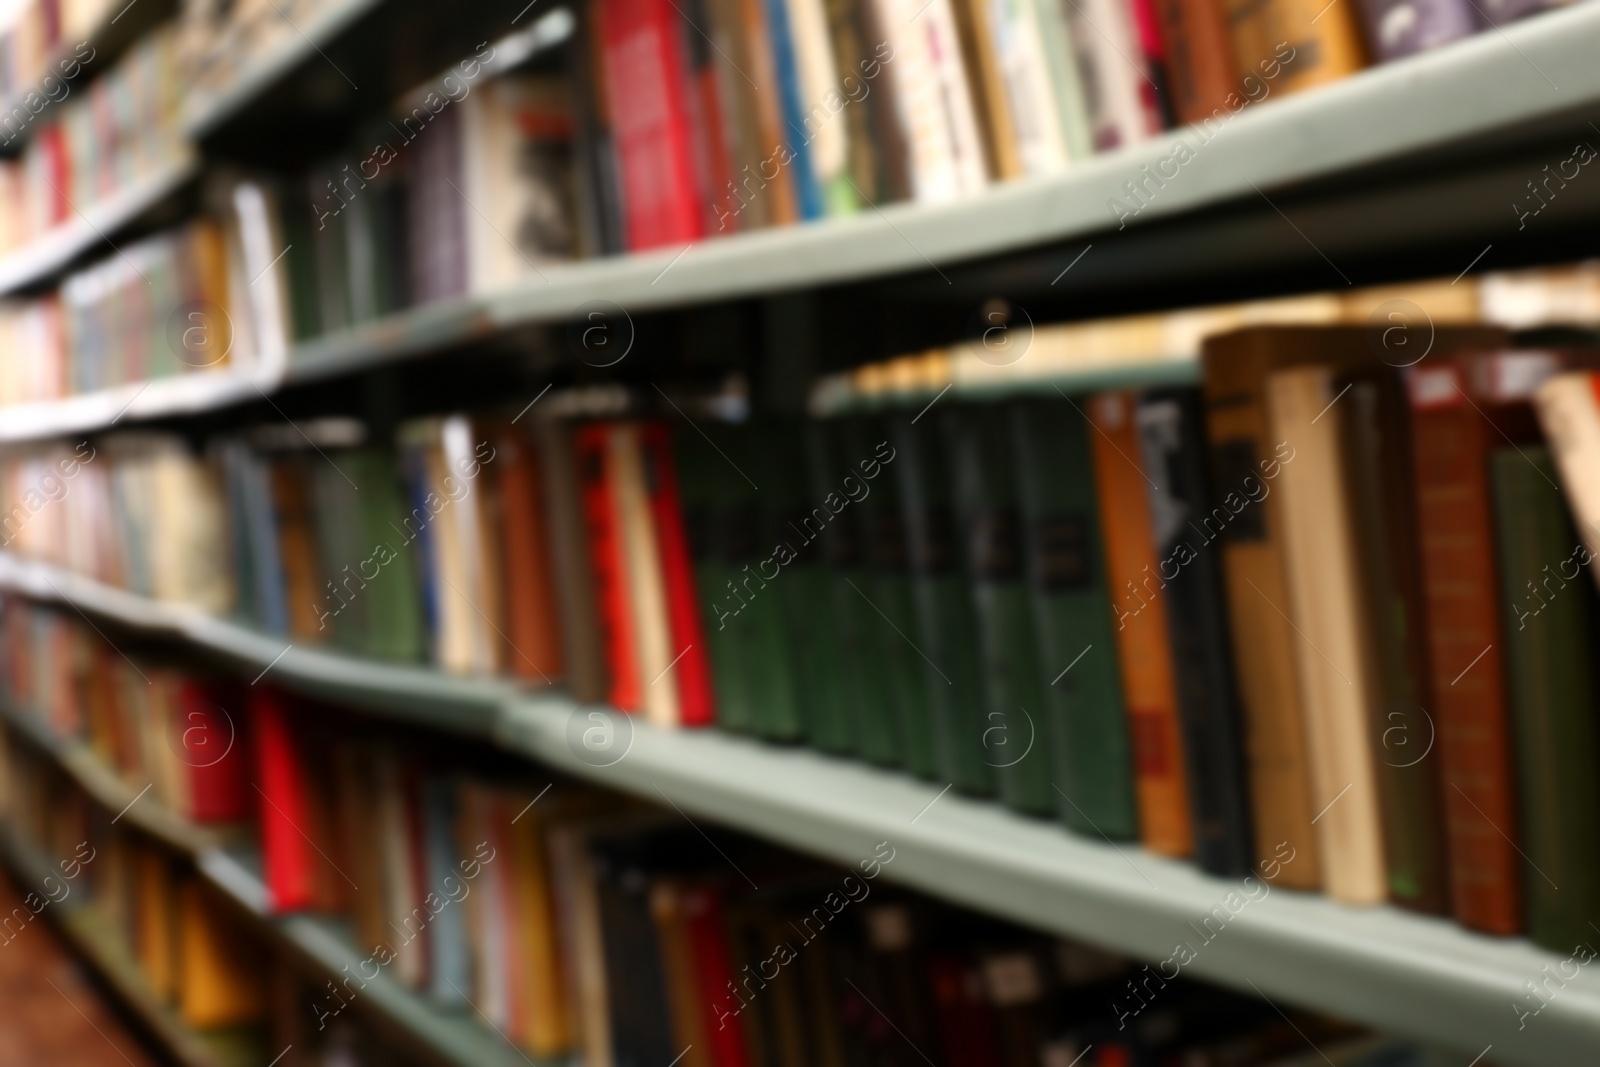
[0,828,232,1067]
[0,5,1589,441]
[4,552,1599,1064]
[0,153,198,297]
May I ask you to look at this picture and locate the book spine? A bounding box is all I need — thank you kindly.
[1136,390,1255,876]
[1355,0,1477,61]
[1490,447,1600,952]
[1088,392,1192,856]
[1405,365,1523,934]
[1224,0,1366,96]
[576,423,644,712]
[1151,0,1239,125]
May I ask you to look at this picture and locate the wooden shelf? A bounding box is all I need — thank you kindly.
[2,553,1597,1065]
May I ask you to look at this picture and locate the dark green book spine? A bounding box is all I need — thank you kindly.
[355,448,426,662]
[743,423,804,741]
[1491,446,1600,953]
[677,422,754,734]
[944,405,1055,817]
[1012,400,1138,839]
[890,413,993,795]
[804,421,887,759]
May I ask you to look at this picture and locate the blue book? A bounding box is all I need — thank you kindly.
[761,0,823,220]
[422,778,470,1006]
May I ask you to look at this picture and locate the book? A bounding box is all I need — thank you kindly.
[596,0,710,249]
[484,421,566,683]
[177,879,266,1029]
[1335,374,1450,913]
[612,421,681,727]
[252,687,317,914]
[1264,365,1387,905]
[537,417,610,702]
[577,421,645,713]
[1489,446,1600,953]
[1224,0,1366,96]
[1135,389,1255,877]
[889,413,993,795]
[1063,0,1163,151]
[1012,398,1138,840]
[1534,371,1600,592]
[1355,0,1478,60]
[944,404,1054,816]
[1086,391,1191,857]
[1151,0,1239,124]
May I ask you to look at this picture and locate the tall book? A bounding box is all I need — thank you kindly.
[1013,398,1138,840]
[890,413,993,796]
[1405,349,1538,935]
[1265,366,1387,905]
[1335,373,1449,913]
[944,404,1054,816]
[485,421,566,684]
[1135,389,1255,877]
[537,417,609,702]
[641,422,717,727]
[1086,392,1192,856]
[576,422,645,713]
[1490,446,1600,953]
[612,422,681,727]
[1063,0,1163,151]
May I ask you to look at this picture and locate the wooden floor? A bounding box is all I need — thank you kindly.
[0,868,159,1067]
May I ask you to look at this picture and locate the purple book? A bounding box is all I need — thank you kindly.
[1357,0,1479,60]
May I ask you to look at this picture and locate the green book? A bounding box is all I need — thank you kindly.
[889,413,993,795]
[1012,400,1137,838]
[353,448,426,662]
[1491,446,1600,953]
[804,420,892,760]
[743,422,805,741]
[309,449,369,655]
[675,421,755,734]
[943,404,1055,816]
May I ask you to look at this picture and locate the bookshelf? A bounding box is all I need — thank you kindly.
[0,697,553,1067]
[4,551,1597,1066]
[0,153,198,297]
[0,1,1595,447]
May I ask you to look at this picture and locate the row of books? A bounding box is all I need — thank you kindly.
[0,0,111,123]
[0,671,1432,1067]
[9,328,1600,952]
[0,23,185,260]
[1,745,270,1046]
[0,218,237,405]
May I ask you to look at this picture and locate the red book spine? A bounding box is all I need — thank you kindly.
[642,422,716,727]
[596,0,706,250]
[683,886,750,1067]
[179,681,250,824]
[576,423,642,711]
[251,688,315,913]
[1406,364,1522,935]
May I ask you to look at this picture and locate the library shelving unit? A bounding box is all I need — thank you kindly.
[6,2,1600,1066]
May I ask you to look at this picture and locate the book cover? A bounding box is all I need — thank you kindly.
[642,422,718,727]
[1534,371,1600,592]
[576,421,644,713]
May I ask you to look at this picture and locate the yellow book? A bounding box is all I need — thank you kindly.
[177,880,265,1028]
[134,850,177,1001]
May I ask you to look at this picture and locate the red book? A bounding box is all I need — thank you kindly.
[682,886,750,1067]
[1406,355,1528,936]
[595,0,706,250]
[177,680,251,824]
[575,423,642,711]
[250,688,316,913]
[927,955,1001,1067]
[641,422,716,727]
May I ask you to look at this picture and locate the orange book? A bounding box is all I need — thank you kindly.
[177,880,266,1029]
[1088,391,1194,858]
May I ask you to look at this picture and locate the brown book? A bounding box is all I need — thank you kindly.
[486,422,566,684]
[950,0,1015,181]
[1404,348,1595,935]
[1336,371,1450,915]
[1153,0,1240,125]
[1200,325,1504,890]
[1224,0,1365,96]
[649,881,714,1067]
[735,0,800,225]
[535,418,609,703]
[269,455,326,642]
[1088,391,1193,859]
[1265,366,1387,905]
